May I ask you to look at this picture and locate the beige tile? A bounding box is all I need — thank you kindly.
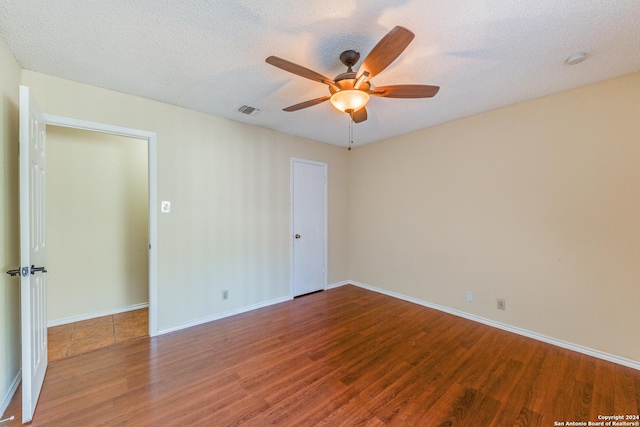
[49,310,148,360]
[68,334,115,357]
[72,316,114,340]
[114,308,148,325]
[48,324,73,362]
[115,329,145,342]
[114,311,148,342]
[48,323,73,341]
[75,315,113,328]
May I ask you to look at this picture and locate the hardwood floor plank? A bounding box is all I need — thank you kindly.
[636,371,640,412]
[613,364,639,414]
[3,285,639,426]
[259,376,352,426]
[455,387,502,426]
[512,407,543,427]
[489,344,548,426]
[569,380,593,422]
[590,358,616,419]
[316,361,416,426]
[455,328,514,390]
[414,382,468,425]
[376,349,475,424]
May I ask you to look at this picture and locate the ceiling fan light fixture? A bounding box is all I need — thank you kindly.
[267,26,439,123]
[330,90,370,113]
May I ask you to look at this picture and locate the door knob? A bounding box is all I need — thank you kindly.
[6,268,21,277]
[6,267,29,277]
[30,265,47,275]
[295,234,301,239]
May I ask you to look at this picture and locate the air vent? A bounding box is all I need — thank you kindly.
[238,105,260,116]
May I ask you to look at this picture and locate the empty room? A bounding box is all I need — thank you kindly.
[1,1,639,426]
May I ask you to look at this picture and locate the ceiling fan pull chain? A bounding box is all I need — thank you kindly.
[348,117,353,151]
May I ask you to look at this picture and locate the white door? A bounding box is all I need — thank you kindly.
[291,158,327,297]
[19,85,48,423]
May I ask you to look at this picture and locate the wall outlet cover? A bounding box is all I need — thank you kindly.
[161,201,171,213]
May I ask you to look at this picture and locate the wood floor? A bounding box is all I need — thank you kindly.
[3,285,639,426]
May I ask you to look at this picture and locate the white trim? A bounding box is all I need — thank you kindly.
[327,280,350,289]
[43,114,154,139]
[0,370,21,419]
[47,303,150,327]
[42,114,158,337]
[349,281,640,371]
[290,157,328,297]
[157,296,292,336]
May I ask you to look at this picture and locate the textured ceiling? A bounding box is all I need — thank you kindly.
[1,1,639,147]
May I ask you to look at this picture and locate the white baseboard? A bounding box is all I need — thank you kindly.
[157,295,292,336]
[1,370,20,421]
[48,303,150,327]
[349,281,640,371]
[327,280,349,289]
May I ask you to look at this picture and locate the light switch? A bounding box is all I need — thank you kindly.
[161,201,171,213]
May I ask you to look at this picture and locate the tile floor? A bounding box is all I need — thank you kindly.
[47,308,148,362]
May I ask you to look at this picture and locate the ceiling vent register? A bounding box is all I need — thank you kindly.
[238,105,260,115]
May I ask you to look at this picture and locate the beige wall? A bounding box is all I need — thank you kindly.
[46,127,148,322]
[0,37,21,412]
[349,73,640,363]
[22,70,350,332]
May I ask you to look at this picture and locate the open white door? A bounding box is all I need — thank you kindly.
[291,158,327,297]
[19,85,48,423]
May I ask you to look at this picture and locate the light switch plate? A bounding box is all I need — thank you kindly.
[161,201,171,213]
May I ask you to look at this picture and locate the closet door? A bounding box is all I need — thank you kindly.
[291,158,327,297]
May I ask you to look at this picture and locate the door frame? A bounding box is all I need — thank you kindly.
[42,114,158,336]
[289,157,328,298]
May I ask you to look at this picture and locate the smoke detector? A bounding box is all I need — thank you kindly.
[565,52,587,65]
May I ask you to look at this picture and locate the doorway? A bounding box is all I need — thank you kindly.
[46,126,149,360]
[43,114,158,336]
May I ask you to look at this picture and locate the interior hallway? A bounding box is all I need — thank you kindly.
[47,308,148,361]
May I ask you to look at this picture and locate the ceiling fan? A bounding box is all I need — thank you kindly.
[265,26,439,124]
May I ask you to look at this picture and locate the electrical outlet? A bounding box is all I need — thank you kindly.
[465,291,473,302]
[222,290,229,300]
[497,298,506,310]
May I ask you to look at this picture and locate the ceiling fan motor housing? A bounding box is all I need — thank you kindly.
[330,73,371,94]
[339,50,360,69]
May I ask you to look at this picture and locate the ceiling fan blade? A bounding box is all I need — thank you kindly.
[266,56,334,85]
[283,96,330,112]
[356,26,415,80]
[350,107,368,123]
[372,85,440,98]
